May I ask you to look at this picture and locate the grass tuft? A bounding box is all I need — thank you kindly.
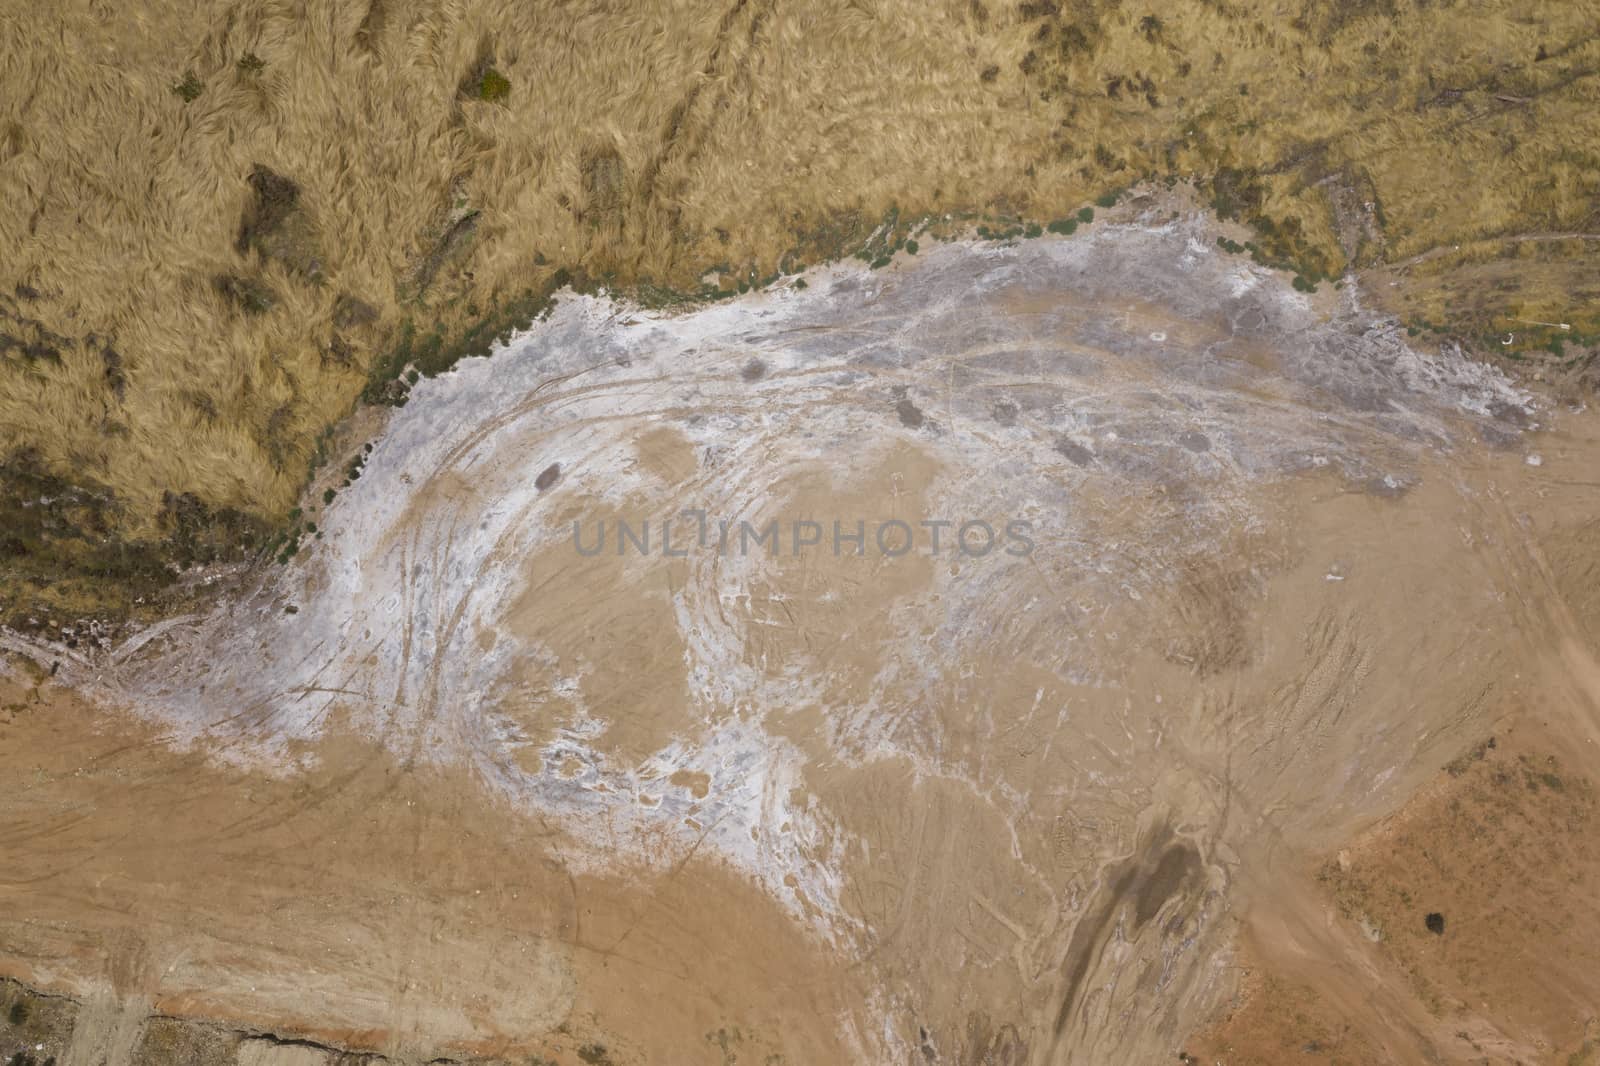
[478,67,511,102]
[170,70,202,102]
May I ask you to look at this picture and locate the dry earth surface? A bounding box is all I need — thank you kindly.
[4,208,1600,1063]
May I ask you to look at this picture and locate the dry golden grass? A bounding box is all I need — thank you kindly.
[1,0,1597,616]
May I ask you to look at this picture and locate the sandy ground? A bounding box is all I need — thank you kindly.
[4,211,1600,1064]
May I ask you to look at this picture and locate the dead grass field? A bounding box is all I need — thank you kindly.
[2,0,1598,621]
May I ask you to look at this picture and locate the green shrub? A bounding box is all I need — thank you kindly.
[1046,219,1078,235]
[478,68,511,102]
[171,70,203,102]
[1076,207,1094,224]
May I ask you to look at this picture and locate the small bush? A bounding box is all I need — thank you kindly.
[171,70,203,102]
[1076,207,1094,224]
[322,488,335,505]
[1046,219,1078,235]
[1023,222,1043,239]
[236,53,265,75]
[478,68,511,102]
[1094,189,1120,208]
[904,239,919,255]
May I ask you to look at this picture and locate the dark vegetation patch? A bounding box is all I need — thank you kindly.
[235,164,323,280]
[1206,168,1337,287]
[212,272,277,316]
[457,38,510,104]
[1445,735,1496,776]
[410,209,480,298]
[170,69,202,102]
[0,298,128,404]
[1,966,75,1065]
[580,145,629,228]
[0,453,266,634]
[235,166,301,256]
[476,67,511,102]
[0,297,70,366]
[354,0,386,53]
[332,293,379,331]
[362,278,565,407]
